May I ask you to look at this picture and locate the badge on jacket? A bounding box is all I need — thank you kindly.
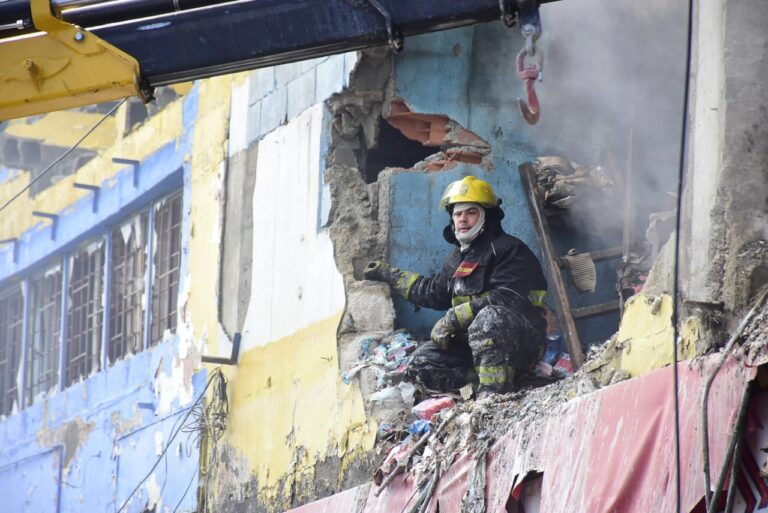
[453,261,479,278]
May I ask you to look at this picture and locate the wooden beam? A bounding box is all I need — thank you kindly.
[519,163,585,368]
[572,301,620,320]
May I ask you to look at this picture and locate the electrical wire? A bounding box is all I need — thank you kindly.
[172,462,201,513]
[671,0,696,511]
[702,287,768,509]
[0,99,126,216]
[116,367,227,513]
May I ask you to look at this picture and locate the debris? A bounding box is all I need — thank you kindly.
[342,363,368,384]
[343,330,419,387]
[368,386,409,426]
[459,383,474,401]
[533,156,617,217]
[553,353,573,377]
[412,397,455,421]
[609,368,630,385]
[407,419,431,435]
[535,361,554,377]
[543,334,563,365]
[374,408,459,496]
[359,336,377,359]
[460,439,490,513]
[373,439,413,485]
[398,381,417,408]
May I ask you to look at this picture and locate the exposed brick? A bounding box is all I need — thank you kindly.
[385,99,489,148]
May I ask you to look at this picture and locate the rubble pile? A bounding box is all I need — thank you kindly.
[341,325,634,510]
[739,289,768,366]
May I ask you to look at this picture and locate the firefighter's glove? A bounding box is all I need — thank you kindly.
[431,309,461,351]
[364,260,392,282]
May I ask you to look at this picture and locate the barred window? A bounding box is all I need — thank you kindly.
[151,192,182,344]
[26,266,62,405]
[66,241,105,385]
[0,285,23,416]
[1,189,183,412]
[109,213,148,363]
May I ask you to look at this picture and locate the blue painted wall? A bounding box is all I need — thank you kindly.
[389,24,624,346]
[387,164,540,337]
[0,90,203,513]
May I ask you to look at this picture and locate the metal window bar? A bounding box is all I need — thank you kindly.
[0,285,23,416]
[66,242,105,385]
[109,212,148,363]
[151,192,182,344]
[100,230,111,371]
[18,279,29,408]
[26,267,62,406]
[57,254,68,392]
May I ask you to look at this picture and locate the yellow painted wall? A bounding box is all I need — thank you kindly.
[5,111,117,149]
[185,76,232,346]
[216,312,375,502]
[586,294,698,379]
[0,100,183,241]
[0,72,374,508]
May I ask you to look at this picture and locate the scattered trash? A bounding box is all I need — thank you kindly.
[553,353,573,377]
[342,363,368,385]
[377,422,395,435]
[369,386,409,426]
[459,383,474,401]
[412,396,455,421]
[407,419,432,435]
[543,334,563,365]
[343,330,419,387]
[398,381,417,408]
[535,361,554,378]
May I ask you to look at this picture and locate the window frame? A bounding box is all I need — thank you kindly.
[0,189,184,413]
[0,283,24,416]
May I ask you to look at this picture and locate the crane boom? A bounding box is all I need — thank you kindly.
[0,0,556,120]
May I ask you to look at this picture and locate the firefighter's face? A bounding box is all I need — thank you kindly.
[452,207,481,232]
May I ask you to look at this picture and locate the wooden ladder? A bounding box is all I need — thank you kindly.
[519,162,622,369]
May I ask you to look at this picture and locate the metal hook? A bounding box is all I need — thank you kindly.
[516,47,541,125]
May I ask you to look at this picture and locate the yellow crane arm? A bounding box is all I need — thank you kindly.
[0,0,148,121]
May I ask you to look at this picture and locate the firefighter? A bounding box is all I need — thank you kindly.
[364,176,548,396]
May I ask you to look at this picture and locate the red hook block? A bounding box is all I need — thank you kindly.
[516,47,540,125]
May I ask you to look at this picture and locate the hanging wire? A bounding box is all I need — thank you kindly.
[671,0,696,511]
[0,99,126,216]
[116,367,228,513]
[172,462,201,513]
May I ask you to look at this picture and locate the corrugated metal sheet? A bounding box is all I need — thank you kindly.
[289,484,370,513]
[288,355,763,513]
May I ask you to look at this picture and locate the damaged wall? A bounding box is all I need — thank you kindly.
[381,1,686,345]
[206,54,381,513]
[0,77,231,511]
[681,0,768,325]
[210,0,765,510]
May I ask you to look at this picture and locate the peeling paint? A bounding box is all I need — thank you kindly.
[35,417,94,470]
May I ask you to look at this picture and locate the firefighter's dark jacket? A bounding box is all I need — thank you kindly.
[388,213,548,328]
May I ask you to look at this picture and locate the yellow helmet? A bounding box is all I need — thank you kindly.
[439,176,501,210]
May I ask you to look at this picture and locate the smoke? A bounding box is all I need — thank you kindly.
[534,0,688,245]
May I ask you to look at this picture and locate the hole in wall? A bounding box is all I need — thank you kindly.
[361,118,435,184]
